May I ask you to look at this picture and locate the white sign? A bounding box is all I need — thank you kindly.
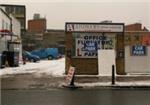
[65,67,75,85]
[66,23,124,32]
[75,34,115,57]
[98,50,116,76]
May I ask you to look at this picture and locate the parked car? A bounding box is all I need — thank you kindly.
[23,51,40,62]
[30,48,59,60]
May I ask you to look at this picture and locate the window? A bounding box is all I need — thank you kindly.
[6,22,8,30]
[15,7,20,14]
[15,7,25,14]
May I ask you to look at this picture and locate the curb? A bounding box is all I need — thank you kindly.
[2,74,150,90]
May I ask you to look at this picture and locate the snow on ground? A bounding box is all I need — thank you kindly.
[0,58,65,76]
[1,57,150,87]
[77,81,150,87]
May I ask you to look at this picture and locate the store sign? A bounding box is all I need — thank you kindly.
[66,23,124,32]
[132,45,146,56]
[76,34,115,57]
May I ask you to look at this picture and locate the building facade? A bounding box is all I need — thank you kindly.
[65,22,125,75]
[43,29,65,54]
[0,6,22,65]
[1,4,26,35]
[125,23,150,74]
[26,14,65,54]
[22,32,43,51]
[9,14,22,62]
[65,22,150,75]
[0,7,11,53]
[28,17,46,33]
[23,14,46,51]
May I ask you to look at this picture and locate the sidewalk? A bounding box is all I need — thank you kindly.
[1,58,150,89]
[73,75,150,89]
[1,74,150,89]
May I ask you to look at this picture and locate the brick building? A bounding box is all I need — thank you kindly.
[23,14,46,50]
[28,15,46,33]
[24,14,65,53]
[125,23,142,31]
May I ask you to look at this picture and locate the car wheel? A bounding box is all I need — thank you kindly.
[30,59,34,62]
[33,60,36,62]
[48,56,53,60]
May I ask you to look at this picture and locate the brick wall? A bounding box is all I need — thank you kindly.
[125,23,142,31]
[28,19,46,33]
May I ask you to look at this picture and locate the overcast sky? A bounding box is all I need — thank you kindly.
[1,0,150,30]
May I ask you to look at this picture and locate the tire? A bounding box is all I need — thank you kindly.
[47,56,53,60]
[33,59,36,62]
[30,59,35,62]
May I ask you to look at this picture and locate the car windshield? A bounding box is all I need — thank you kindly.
[25,51,31,55]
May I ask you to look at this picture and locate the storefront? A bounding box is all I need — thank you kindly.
[65,22,125,75]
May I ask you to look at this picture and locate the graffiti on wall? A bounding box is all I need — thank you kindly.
[75,34,115,57]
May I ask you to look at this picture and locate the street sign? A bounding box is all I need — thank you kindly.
[131,45,146,56]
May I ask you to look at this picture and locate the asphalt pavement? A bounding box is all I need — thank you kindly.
[2,89,150,105]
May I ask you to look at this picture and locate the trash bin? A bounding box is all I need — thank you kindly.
[3,51,19,67]
[0,54,2,68]
[13,51,19,67]
[0,53,5,68]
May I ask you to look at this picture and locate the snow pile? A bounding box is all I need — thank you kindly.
[0,58,65,76]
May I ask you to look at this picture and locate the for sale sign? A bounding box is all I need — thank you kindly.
[131,45,146,56]
[65,66,75,85]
